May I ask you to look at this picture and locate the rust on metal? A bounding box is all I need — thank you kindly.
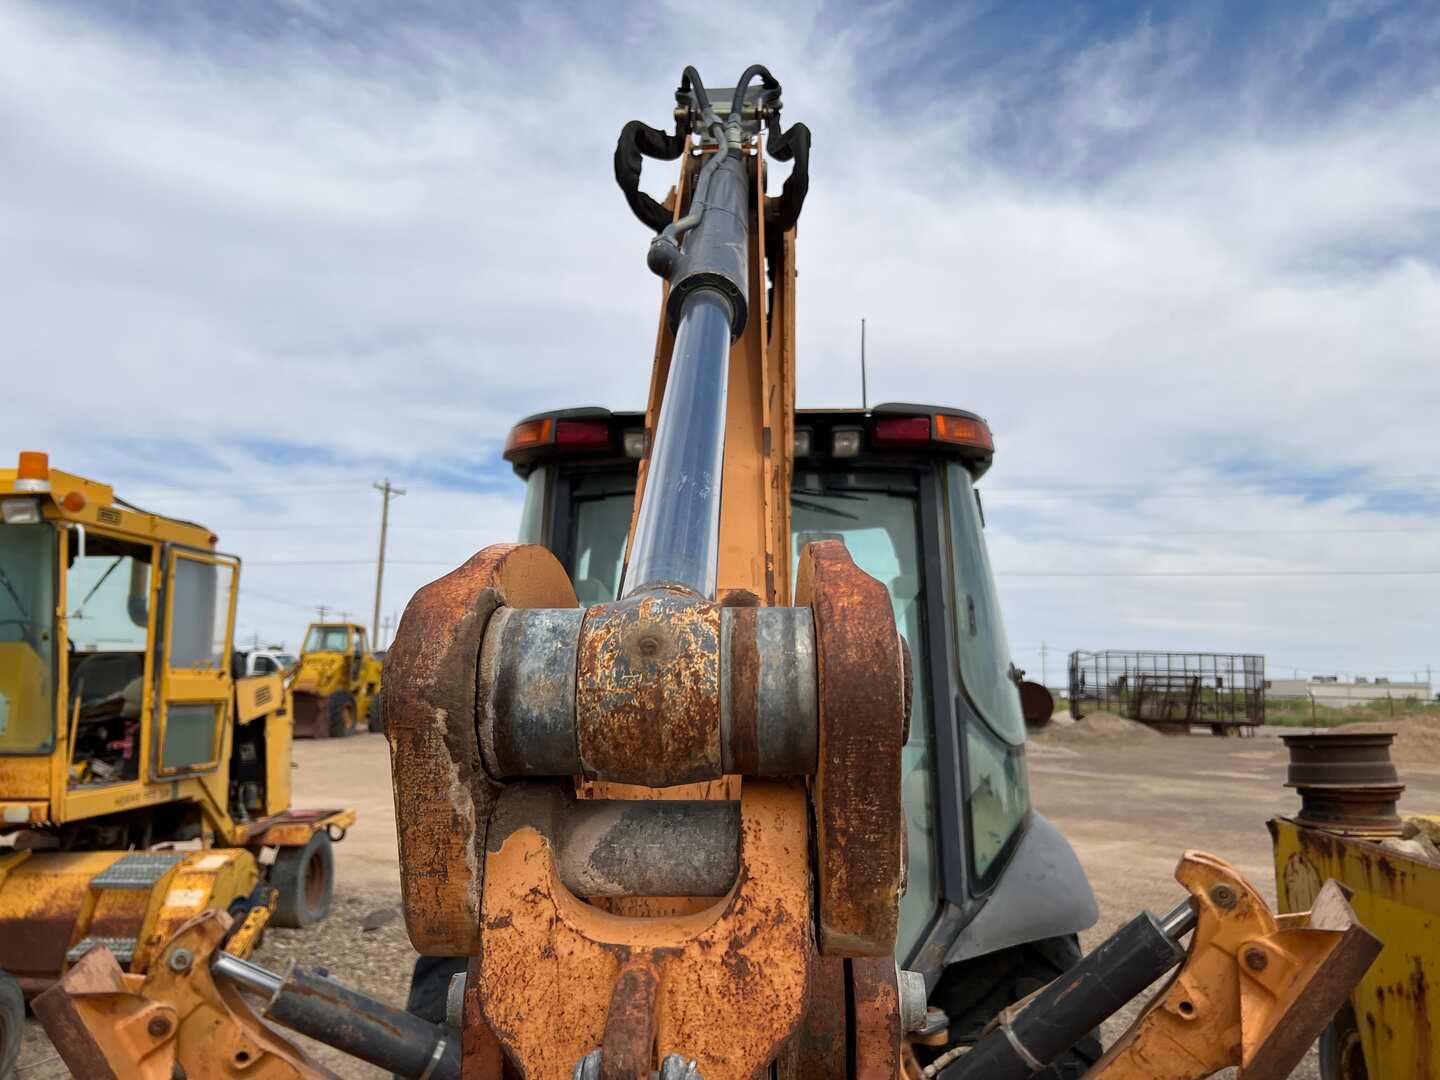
[1282,731,1406,837]
[1091,851,1380,1080]
[575,591,722,787]
[1271,814,1440,1077]
[722,605,761,775]
[477,781,812,1080]
[774,954,846,1079]
[33,912,325,1079]
[385,543,577,955]
[601,961,662,1080]
[1018,680,1054,729]
[850,957,902,1080]
[796,539,906,957]
[460,954,504,1078]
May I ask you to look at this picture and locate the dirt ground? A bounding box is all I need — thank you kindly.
[1030,713,1440,1079]
[17,722,1440,1077]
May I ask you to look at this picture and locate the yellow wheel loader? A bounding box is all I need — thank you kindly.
[33,66,1384,1080]
[0,452,355,1011]
[290,621,383,737]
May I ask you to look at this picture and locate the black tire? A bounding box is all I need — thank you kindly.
[366,693,385,734]
[270,831,335,929]
[1319,1003,1368,1080]
[327,691,357,738]
[919,935,1102,1078]
[0,968,22,1080]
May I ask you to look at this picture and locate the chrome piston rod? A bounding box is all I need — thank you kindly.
[622,140,752,599]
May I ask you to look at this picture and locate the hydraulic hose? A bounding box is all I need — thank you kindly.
[214,952,459,1080]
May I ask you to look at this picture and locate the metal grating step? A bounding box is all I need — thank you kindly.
[67,936,138,966]
[89,852,186,890]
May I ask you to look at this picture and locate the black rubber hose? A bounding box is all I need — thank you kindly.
[728,64,780,123]
[679,65,713,115]
[614,120,686,232]
[764,121,811,233]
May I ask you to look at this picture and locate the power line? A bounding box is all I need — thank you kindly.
[237,587,323,612]
[1009,526,1440,538]
[246,559,450,567]
[996,568,1440,578]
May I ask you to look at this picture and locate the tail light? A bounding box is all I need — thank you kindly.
[555,420,610,448]
[504,415,615,462]
[872,416,932,445]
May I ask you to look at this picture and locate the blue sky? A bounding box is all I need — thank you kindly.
[4,1,1438,685]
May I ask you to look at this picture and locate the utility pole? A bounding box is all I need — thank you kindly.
[373,478,406,645]
[1040,641,1048,688]
[860,317,868,409]
[316,605,329,622]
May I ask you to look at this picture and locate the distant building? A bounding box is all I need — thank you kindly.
[1266,676,1432,706]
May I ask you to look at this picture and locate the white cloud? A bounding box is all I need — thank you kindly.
[2,2,1436,682]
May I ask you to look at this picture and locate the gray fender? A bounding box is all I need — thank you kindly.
[944,812,1098,965]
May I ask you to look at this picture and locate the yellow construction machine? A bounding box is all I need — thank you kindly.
[290,620,383,737]
[0,453,354,1040]
[35,65,1384,1080]
[1270,730,1440,1079]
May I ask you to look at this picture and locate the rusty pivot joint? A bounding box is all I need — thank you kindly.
[479,590,819,787]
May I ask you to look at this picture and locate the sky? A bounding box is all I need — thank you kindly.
[4,0,1438,690]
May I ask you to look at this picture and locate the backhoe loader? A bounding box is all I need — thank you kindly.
[0,453,354,1031]
[290,620,383,737]
[35,65,1380,1080]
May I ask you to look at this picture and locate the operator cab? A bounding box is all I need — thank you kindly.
[302,623,367,682]
[503,404,1091,975]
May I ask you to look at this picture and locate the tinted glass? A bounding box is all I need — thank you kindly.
[947,464,1031,880]
[68,549,149,651]
[518,466,550,545]
[170,557,233,669]
[162,702,219,770]
[966,721,1030,879]
[791,477,937,960]
[571,494,633,605]
[947,465,1026,744]
[0,523,57,752]
[304,625,351,653]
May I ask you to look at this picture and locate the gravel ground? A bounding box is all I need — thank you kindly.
[17,724,1440,1077]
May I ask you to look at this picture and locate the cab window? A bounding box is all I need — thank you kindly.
[67,533,155,784]
[304,625,351,653]
[0,521,58,753]
[947,464,1029,880]
[790,471,938,962]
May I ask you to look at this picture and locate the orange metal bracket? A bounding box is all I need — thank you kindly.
[1090,852,1380,1079]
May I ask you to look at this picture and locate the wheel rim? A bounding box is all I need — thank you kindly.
[304,849,326,910]
[344,704,355,732]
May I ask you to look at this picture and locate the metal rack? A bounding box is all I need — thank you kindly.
[1068,650,1266,733]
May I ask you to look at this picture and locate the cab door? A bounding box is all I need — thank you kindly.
[153,547,239,777]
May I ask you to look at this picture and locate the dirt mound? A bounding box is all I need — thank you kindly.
[1335,714,1440,767]
[1032,710,1164,745]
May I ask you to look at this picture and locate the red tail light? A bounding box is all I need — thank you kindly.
[555,419,611,448]
[872,416,932,444]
